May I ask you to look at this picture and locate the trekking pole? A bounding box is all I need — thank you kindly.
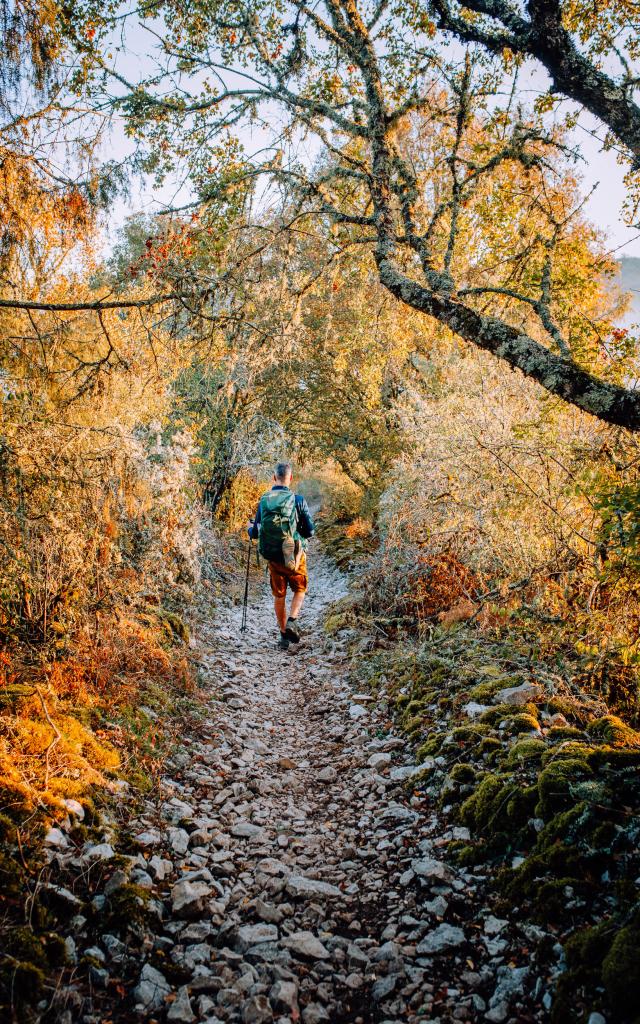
[241,537,252,633]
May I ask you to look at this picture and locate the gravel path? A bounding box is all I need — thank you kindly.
[51,547,546,1024]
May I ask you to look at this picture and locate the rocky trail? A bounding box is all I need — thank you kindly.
[46,546,552,1024]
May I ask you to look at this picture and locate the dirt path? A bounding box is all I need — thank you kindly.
[51,545,547,1024]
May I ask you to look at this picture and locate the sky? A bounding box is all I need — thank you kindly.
[560,117,640,262]
[106,112,640,263]
[100,20,640,265]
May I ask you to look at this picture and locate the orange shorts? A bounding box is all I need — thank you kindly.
[268,553,308,598]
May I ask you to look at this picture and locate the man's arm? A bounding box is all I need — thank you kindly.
[295,495,315,539]
[248,501,261,539]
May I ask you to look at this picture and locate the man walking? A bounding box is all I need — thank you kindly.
[248,462,315,650]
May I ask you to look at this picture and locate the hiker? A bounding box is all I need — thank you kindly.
[248,462,315,650]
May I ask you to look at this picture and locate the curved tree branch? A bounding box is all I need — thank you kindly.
[0,293,197,312]
[378,257,640,429]
[431,0,640,169]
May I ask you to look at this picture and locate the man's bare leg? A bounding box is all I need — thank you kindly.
[274,595,287,631]
[289,591,305,619]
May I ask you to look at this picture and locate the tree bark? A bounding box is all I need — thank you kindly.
[377,257,640,430]
[432,0,640,168]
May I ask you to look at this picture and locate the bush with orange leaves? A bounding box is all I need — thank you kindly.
[401,550,479,623]
[0,590,200,818]
[360,541,481,634]
[0,301,204,816]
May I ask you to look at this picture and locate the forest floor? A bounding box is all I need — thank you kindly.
[42,541,558,1024]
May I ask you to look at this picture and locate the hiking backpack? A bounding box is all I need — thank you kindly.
[257,489,302,569]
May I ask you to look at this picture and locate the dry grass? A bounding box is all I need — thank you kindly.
[0,610,198,817]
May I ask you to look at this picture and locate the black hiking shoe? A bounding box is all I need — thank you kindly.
[279,632,290,651]
[284,617,301,643]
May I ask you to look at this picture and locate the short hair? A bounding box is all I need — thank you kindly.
[274,461,292,482]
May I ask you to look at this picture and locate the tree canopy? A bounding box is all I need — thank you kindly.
[24,0,635,428]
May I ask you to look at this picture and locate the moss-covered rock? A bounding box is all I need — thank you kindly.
[502,713,540,735]
[402,714,427,738]
[103,883,152,933]
[451,723,491,742]
[547,725,585,740]
[468,677,517,702]
[536,757,592,817]
[551,922,614,1023]
[0,959,45,1005]
[541,741,593,766]
[602,923,640,1015]
[347,605,640,1023]
[460,773,537,849]
[505,738,546,766]
[588,745,640,769]
[449,763,477,784]
[478,736,502,756]
[587,715,640,748]
[416,734,443,760]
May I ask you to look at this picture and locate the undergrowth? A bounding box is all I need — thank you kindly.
[0,607,201,1021]
[320,493,640,1024]
[331,601,640,1023]
[0,505,257,1022]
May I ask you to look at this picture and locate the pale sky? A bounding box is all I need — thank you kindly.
[101,35,640,262]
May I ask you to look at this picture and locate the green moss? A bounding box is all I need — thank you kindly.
[531,878,582,921]
[460,773,505,829]
[547,725,584,740]
[402,714,427,738]
[602,925,640,1015]
[587,745,640,769]
[0,683,38,708]
[614,878,639,911]
[324,610,351,634]
[402,698,429,718]
[0,781,32,818]
[503,713,540,735]
[453,842,486,866]
[460,773,537,848]
[478,737,502,756]
[565,921,614,972]
[125,768,154,793]
[468,677,514,702]
[591,821,617,848]
[416,735,443,760]
[0,813,17,843]
[6,926,47,968]
[508,857,592,923]
[407,763,435,786]
[522,702,541,717]
[451,723,490,742]
[0,960,45,1004]
[587,715,640,748]
[68,705,96,727]
[425,667,449,686]
[505,738,546,766]
[481,703,539,727]
[449,763,477,784]
[535,803,588,852]
[479,704,511,725]
[551,922,614,1023]
[536,757,591,817]
[0,851,27,900]
[160,610,190,644]
[103,883,151,933]
[541,742,592,766]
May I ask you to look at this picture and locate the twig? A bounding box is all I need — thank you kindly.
[34,687,61,790]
